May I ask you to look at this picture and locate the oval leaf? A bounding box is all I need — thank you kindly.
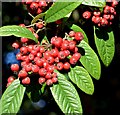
[82,0,106,7]
[45,0,83,23]
[0,79,26,114]
[50,70,83,114]
[0,25,38,43]
[78,40,101,80]
[68,66,94,95]
[31,13,46,24]
[70,24,88,43]
[94,27,115,66]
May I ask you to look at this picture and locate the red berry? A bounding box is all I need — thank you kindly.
[30,2,39,10]
[36,22,44,29]
[64,50,70,57]
[11,64,19,71]
[109,15,114,20]
[55,19,62,25]
[93,11,101,17]
[33,45,40,52]
[36,58,43,67]
[61,40,69,50]
[51,37,57,45]
[110,7,115,14]
[22,77,30,85]
[104,5,111,14]
[47,56,55,64]
[69,40,76,50]
[19,23,25,27]
[54,57,60,63]
[37,8,42,14]
[54,37,63,48]
[6,82,12,87]
[25,63,32,72]
[27,45,33,52]
[16,53,22,60]
[7,76,15,83]
[20,46,28,54]
[47,65,56,73]
[74,32,84,41]
[63,62,70,70]
[82,11,91,19]
[36,52,42,58]
[12,42,19,49]
[103,14,110,20]
[100,18,108,26]
[21,37,28,43]
[69,31,75,37]
[31,50,37,56]
[39,1,47,7]
[33,33,39,39]
[45,72,52,79]
[111,0,118,7]
[38,77,45,85]
[58,51,66,60]
[57,62,64,70]
[39,68,47,77]
[46,79,53,86]
[70,56,77,65]
[18,70,28,78]
[73,52,81,60]
[52,77,58,83]
[39,46,45,53]
[28,53,35,60]
[43,62,50,69]
[43,51,51,59]
[50,48,59,58]
[32,65,39,73]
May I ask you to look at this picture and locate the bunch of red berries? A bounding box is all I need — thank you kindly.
[22,0,48,15]
[8,30,84,87]
[82,0,118,27]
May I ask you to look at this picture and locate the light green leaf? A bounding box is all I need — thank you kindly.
[50,70,83,114]
[41,35,49,45]
[0,79,26,114]
[0,25,38,43]
[78,40,101,80]
[82,0,106,7]
[68,66,94,95]
[94,27,115,66]
[45,0,83,23]
[70,24,88,43]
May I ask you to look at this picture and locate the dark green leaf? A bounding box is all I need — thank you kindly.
[31,13,46,24]
[68,66,94,95]
[70,24,88,43]
[94,27,115,66]
[82,0,106,7]
[0,79,26,114]
[0,25,38,43]
[78,40,101,80]
[50,70,83,114]
[45,0,83,23]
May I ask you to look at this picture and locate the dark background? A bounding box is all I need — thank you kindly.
[2,2,120,115]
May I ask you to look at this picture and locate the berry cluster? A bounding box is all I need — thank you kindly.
[82,0,118,27]
[22,0,48,15]
[8,28,84,87]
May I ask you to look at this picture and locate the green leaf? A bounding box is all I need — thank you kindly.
[78,40,101,80]
[0,25,38,43]
[41,35,49,45]
[70,24,88,43]
[94,27,115,66]
[82,0,106,7]
[68,66,94,95]
[31,13,46,24]
[45,0,83,23]
[0,79,26,114]
[50,70,83,114]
